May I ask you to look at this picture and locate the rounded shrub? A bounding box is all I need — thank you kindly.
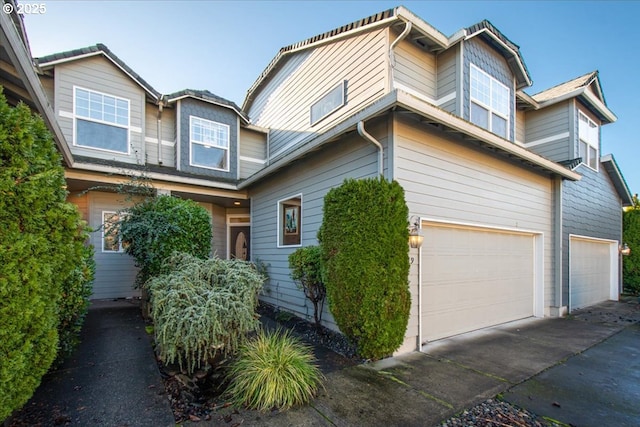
[147,253,265,374]
[226,329,324,411]
[0,92,87,420]
[317,177,410,360]
[117,194,212,287]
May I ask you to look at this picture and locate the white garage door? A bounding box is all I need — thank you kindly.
[422,223,536,342]
[569,236,617,311]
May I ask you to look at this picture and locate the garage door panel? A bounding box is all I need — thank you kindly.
[570,237,614,311]
[422,224,535,342]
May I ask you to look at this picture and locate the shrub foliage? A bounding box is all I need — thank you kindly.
[0,94,88,420]
[117,195,212,287]
[288,246,326,327]
[624,198,640,294]
[147,253,264,374]
[318,177,410,360]
[226,329,324,411]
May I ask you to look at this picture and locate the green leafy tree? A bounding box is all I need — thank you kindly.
[318,177,410,360]
[0,93,87,420]
[116,194,212,288]
[623,195,640,294]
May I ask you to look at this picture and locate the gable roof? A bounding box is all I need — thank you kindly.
[166,89,249,124]
[35,43,161,101]
[601,154,633,206]
[531,71,616,123]
[464,20,532,89]
[242,6,453,111]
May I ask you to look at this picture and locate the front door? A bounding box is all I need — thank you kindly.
[230,226,250,260]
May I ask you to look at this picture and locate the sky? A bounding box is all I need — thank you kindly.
[21,0,640,194]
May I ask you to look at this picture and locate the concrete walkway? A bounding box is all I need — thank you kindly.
[9,298,640,427]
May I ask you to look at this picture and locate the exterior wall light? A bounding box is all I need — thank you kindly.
[409,216,424,249]
[620,243,631,256]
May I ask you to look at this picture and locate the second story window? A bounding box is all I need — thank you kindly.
[190,116,229,171]
[310,80,346,126]
[74,87,129,153]
[578,111,599,170]
[470,64,510,139]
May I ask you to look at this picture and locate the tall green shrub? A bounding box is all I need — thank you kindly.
[623,198,640,294]
[288,246,326,327]
[318,177,410,360]
[147,253,264,374]
[117,195,212,287]
[0,94,86,420]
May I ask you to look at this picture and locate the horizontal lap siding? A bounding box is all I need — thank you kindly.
[394,114,554,348]
[249,29,388,159]
[436,47,457,108]
[516,110,526,144]
[394,35,436,98]
[250,119,389,331]
[144,105,176,167]
[55,56,146,164]
[239,128,267,179]
[525,102,571,162]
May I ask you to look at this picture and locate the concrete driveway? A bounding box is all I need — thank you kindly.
[216,299,640,426]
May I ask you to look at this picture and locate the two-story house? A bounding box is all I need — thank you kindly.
[34,45,268,299]
[16,5,632,355]
[239,7,631,353]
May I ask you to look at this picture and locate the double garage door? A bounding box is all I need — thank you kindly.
[421,222,539,342]
[569,236,618,311]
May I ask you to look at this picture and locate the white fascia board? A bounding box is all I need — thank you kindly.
[166,94,249,124]
[601,153,633,204]
[395,89,581,181]
[0,12,74,166]
[538,88,616,124]
[395,6,450,48]
[70,162,240,191]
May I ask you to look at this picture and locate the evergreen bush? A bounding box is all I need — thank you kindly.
[55,229,95,365]
[0,94,87,420]
[147,253,264,374]
[317,177,410,360]
[623,199,640,294]
[116,194,212,287]
[226,329,324,411]
[288,246,326,327]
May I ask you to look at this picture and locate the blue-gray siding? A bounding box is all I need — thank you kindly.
[463,37,515,141]
[436,46,458,114]
[525,102,571,162]
[561,164,622,304]
[177,98,238,179]
[249,118,389,330]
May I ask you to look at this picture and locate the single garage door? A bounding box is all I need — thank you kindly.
[422,223,536,342]
[569,236,616,311]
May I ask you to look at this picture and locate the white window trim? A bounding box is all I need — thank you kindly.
[469,64,510,137]
[578,111,599,172]
[310,80,346,126]
[189,115,230,171]
[73,86,131,155]
[276,193,303,248]
[102,211,124,253]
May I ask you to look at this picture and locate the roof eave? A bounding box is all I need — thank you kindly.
[601,154,633,206]
[167,93,250,124]
[0,11,74,166]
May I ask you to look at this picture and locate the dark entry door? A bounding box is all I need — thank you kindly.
[230,226,250,260]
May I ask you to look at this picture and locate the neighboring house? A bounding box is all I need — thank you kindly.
[34,45,268,299]
[519,71,633,313]
[5,3,632,355]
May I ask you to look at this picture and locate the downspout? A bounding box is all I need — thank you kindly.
[389,20,412,90]
[357,121,383,178]
[157,99,164,165]
[554,175,563,315]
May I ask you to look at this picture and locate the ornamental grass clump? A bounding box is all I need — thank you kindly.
[147,253,265,374]
[226,329,324,411]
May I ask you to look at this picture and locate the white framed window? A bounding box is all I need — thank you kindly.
[102,211,124,253]
[189,116,230,171]
[310,80,346,126]
[74,87,130,153]
[277,194,302,247]
[578,111,599,170]
[470,64,510,139]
